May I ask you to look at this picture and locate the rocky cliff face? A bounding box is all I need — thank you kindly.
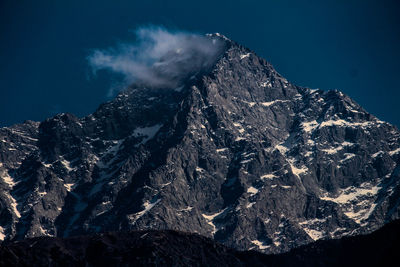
[1,34,399,253]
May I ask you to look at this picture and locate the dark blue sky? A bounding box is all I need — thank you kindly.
[1,0,399,127]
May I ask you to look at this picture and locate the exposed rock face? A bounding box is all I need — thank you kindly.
[1,34,399,253]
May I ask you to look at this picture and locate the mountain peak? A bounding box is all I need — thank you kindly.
[0,35,399,254]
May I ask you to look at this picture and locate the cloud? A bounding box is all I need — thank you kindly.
[87,26,225,92]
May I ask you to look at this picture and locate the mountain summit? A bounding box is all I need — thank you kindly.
[1,34,399,253]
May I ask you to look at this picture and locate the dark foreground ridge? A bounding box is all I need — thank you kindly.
[0,219,399,267]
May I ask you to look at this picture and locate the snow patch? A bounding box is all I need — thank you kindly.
[246,202,255,208]
[10,199,20,218]
[321,147,343,155]
[195,167,205,173]
[372,151,384,158]
[240,53,251,59]
[0,168,17,188]
[0,168,20,218]
[233,122,245,134]
[247,186,259,195]
[133,124,163,145]
[321,182,380,225]
[319,119,381,129]
[261,100,289,107]
[344,203,377,225]
[202,208,227,235]
[288,159,308,177]
[240,158,254,164]
[340,153,356,163]
[301,120,319,133]
[0,226,5,241]
[128,199,161,224]
[303,228,324,241]
[299,217,327,225]
[260,81,272,88]
[299,218,327,241]
[389,148,400,156]
[245,101,256,107]
[261,173,277,180]
[251,240,270,250]
[321,183,380,204]
[64,183,75,192]
[60,159,76,172]
[38,191,47,197]
[275,144,289,154]
[178,206,193,212]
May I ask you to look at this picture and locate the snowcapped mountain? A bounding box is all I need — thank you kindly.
[0,34,399,253]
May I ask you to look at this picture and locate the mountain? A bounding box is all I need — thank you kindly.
[0,33,399,253]
[1,219,398,266]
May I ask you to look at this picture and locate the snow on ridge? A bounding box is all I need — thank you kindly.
[207,32,230,40]
[60,158,76,172]
[128,199,161,224]
[0,167,21,218]
[261,173,277,180]
[389,148,400,156]
[345,203,377,225]
[320,141,354,155]
[260,81,272,88]
[243,100,257,107]
[64,183,75,192]
[0,167,17,188]
[299,217,328,240]
[320,183,380,204]
[299,117,384,134]
[240,53,251,59]
[275,144,289,154]
[202,208,227,235]
[288,159,308,178]
[301,120,319,133]
[0,226,5,241]
[321,147,343,155]
[246,202,255,208]
[251,240,270,250]
[178,206,193,212]
[302,228,324,241]
[339,153,356,163]
[247,186,259,195]
[319,119,382,128]
[299,217,327,225]
[372,151,384,158]
[233,122,245,134]
[320,182,381,225]
[261,100,289,107]
[8,196,20,218]
[133,124,163,145]
[195,167,206,175]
